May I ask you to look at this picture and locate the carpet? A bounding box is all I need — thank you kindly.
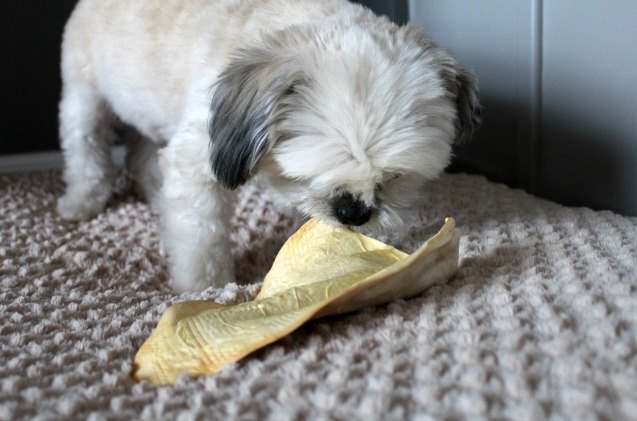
[1,170,636,420]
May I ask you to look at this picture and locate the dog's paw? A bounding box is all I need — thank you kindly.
[56,194,104,221]
[169,259,236,293]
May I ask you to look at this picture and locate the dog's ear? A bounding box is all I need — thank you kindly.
[399,23,481,144]
[209,45,299,190]
[452,67,481,144]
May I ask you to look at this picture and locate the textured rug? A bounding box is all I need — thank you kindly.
[1,169,636,420]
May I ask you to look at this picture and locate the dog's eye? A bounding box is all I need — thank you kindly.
[376,173,402,192]
[284,82,298,96]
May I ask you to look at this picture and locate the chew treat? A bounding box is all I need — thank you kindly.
[133,217,460,385]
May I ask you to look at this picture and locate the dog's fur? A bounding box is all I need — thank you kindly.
[57,0,480,292]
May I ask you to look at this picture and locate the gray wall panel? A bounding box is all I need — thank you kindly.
[409,0,637,215]
[540,1,637,215]
[409,0,538,189]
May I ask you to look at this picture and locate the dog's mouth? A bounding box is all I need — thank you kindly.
[313,210,385,235]
[265,183,392,233]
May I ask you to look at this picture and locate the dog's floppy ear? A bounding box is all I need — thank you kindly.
[452,67,481,144]
[400,23,481,144]
[209,45,298,190]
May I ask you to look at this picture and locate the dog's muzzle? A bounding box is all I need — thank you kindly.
[331,192,373,226]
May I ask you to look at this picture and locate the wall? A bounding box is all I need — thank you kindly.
[353,0,409,25]
[409,0,637,215]
[540,1,637,215]
[0,1,78,155]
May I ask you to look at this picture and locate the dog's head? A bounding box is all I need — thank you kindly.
[209,19,479,231]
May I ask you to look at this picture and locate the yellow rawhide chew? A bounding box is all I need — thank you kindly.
[133,217,460,385]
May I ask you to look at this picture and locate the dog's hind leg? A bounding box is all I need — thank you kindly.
[56,45,117,221]
[57,82,117,221]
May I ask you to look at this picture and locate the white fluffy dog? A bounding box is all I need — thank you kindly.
[57,0,480,292]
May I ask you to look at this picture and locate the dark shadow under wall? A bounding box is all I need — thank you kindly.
[447,95,523,190]
[540,114,637,215]
[449,95,637,216]
[0,0,78,155]
[351,0,409,25]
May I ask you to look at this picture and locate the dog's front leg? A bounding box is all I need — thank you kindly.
[159,128,235,293]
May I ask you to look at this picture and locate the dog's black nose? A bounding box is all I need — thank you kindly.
[332,192,373,226]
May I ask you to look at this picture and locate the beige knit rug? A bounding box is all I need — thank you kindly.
[1,169,636,420]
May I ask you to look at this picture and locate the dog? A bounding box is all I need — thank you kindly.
[57,0,480,292]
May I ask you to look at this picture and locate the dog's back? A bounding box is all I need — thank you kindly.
[62,0,236,140]
[61,0,359,141]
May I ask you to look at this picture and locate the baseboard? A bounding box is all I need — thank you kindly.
[0,146,126,174]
